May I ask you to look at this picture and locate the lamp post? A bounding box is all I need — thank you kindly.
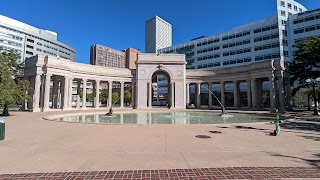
[306,78,320,115]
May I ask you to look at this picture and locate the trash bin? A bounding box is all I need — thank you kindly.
[0,117,6,141]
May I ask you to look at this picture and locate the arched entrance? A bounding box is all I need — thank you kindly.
[135,53,186,109]
[151,70,171,108]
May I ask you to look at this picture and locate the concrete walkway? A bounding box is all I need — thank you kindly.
[0,109,319,176]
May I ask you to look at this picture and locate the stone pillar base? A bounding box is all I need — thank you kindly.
[32,108,41,112]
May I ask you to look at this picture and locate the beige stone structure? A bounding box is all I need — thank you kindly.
[24,54,291,112]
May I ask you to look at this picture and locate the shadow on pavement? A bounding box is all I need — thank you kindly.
[267,152,320,168]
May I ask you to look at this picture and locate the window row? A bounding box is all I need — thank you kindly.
[176,45,195,52]
[294,14,320,24]
[255,53,280,61]
[197,46,219,54]
[0,31,23,41]
[223,48,251,57]
[197,54,220,61]
[254,33,279,42]
[253,24,278,34]
[0,45,21,53]
[37,41,71,56]
[196,38,220,47]
[222,57,251,66]
[197,62,221,69]
[0,38,22,47]
[294,24,320,34]
[43,44,58,51]
[222,39,250,49]
[43,50,57,57]
[254,42,280,51]
[222,31,250,41]
[280,1,302,12]
[0,25,75,53]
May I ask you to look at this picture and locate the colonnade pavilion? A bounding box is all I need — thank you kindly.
[23,54,292,112]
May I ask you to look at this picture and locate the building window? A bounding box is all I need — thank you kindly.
[288,3,292,9]
[281,20,287,25]
[284,51,289,57]
[282,39,288,46]
[281,10,286,16]
[27,38,34,43]
[280,1,285,7]
[26,45,34,49]
[299,8,302,12]
[26,51,33,55]
[294,5,297,11]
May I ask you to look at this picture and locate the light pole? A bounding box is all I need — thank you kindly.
[306,78,320,115]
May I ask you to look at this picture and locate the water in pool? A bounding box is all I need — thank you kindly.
[51,112,278,125]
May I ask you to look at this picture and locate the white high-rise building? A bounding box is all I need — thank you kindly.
[158,0,316,70]
[145,16,172,53]
[0,15,75,62]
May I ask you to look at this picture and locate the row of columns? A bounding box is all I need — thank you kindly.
[28,74,132,112]
[186,77,291,111]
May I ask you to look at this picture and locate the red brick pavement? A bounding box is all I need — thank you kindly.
[0,167,319,180]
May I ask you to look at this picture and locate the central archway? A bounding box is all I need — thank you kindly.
[151,70,171,107]
[135,53,186,109]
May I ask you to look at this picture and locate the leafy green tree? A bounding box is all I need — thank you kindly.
[86,93,93,102]
[99,88,108,105]
[124,90,131,105]
[112,92,119,104]
[0,48,30,116]
[289,35,320,91]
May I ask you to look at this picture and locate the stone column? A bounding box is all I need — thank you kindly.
[120,82,124,108]
[82,78,87,109]
[62,77,69,110]
[148,81,152,108]
[42,73,51,111]
[108,81,113,108]
[170,82,175,108]
[208,82,212,109]
[269,76,276,112]
[286,78,293,110]
[251,79,257,109]
[28,76,35,109]
[76,80,81,108]
[220,82,225,107]
[186,83,190,107]
[233,81,240,109]
[278,77,285,112]
[247,80,252,108]
[196,83,201,108]
[68,77,73,109]
[95,80,100,108]
[33,74,41,112]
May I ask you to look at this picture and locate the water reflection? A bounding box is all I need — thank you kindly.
[55,112,275,125]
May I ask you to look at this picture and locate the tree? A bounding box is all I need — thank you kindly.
[0,48,30,116]
[112,92,119,105]
[86,93,93,102]
[99,88,108,105]
[289,35,320,91]
[124,90,131,105]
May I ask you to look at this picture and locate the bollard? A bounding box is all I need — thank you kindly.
[0,117,6,141]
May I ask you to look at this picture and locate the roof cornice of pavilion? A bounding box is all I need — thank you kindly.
[24,55,133,78]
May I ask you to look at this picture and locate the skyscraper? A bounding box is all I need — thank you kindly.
[145,16,172,53]
[0,15,75,62]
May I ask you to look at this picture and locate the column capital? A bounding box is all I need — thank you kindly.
[246,79,251,83]
[196,82,201,85]
[95,79,100,83]
[232,80,239,83]
[108,80,113,84]
[120,81,124,84]
[82,78,87,82]
[220,81,225,85]
[208,82,212,85]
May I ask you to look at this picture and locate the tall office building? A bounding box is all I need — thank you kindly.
[0,15,75,62]
[145,16,172,53]
[158,0,318,70]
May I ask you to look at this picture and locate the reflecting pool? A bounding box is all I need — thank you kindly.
[50,112,279,125]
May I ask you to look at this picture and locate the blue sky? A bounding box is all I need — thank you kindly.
[1,0,319,64]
